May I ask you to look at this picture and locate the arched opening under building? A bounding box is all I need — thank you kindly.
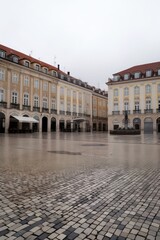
[92,122,97,131]
[33,116,39,132]
[144,117,153,134]
[103,123,106,131]
[9,115,19,133]
[22,114,30,132]
[42,116,48,132]
[51,117,56,132]
[0,112,5,133]
[133,118,141,130]
[156,117,160,132]
[98,122,102,131]
[59,119,65,132]
[66,120,71,132]
[113,119,120,130]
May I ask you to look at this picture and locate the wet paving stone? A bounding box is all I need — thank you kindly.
[0,133,160,239]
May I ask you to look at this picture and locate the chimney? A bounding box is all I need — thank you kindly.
[57,64,60,70]
[67,71,70,76]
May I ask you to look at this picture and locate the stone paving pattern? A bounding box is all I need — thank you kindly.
[0,165,160,240]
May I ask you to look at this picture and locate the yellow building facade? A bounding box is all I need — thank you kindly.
[107,62,160,133]
[0,44,108,133]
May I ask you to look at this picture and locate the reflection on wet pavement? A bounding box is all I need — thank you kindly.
[0,132,160,239]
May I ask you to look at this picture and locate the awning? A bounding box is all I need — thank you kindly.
[12,116,39,123]
[72,118,85,123]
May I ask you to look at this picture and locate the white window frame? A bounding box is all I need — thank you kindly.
[51,84,56,93]
[0,89,4,102]
[43,82,48,91]
[34,79,39,89]
[12,73,19,84]
[124,102,129,110]
[124,87,129,96]
[51,98,56,109]
[145,84,151,94]
[114,102,119,111]
[23,93,29,106]
[42,97,48,108]
[134,86,140,95]
[24,76,30,86]
[114,89,118,97]
[146,98,151,109]
[0,68,5,80]
[11,91,18,104]
[34,95,39,107]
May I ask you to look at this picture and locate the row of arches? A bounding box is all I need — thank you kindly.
[0,112,91,133]
[113,117,160,133]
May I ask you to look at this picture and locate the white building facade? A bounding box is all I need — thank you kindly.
[107,62,160,133]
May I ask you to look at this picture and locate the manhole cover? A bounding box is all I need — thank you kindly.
[48,151,81,155]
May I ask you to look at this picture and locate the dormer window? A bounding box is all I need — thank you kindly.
[0,50,6,58]
[113,75,120,81]
[158,69,160,76]
[134,72,141,79]
[35,64,40,71]
[12,56,19,63]
[146,70,152,77]
[43,68,48,74]
[24,61,30,67]
[124,74,130,80]
[61,74,64,80]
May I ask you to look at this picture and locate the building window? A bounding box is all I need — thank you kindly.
[0,69,4,80]
[114,89,118,96]
[0,50,6,58]
[145,84,151,94]
[67,103,71,111]
[146,70,152,77]
[146,98,151,109]
[23,93,29,106]
[35,64,40,71]
[113,75,120,81]
[34,79,39,89]
[12,56,18,63]
[114,103,119,111]
[134,86,140,95]
[67,89,71,97]
[11,92,18,104]
[60,87,64,96]
[124,87,129,96]
[158,84,160,92]
[43,82,48,91]
[79,105,82,113]
[124,74,130,80]
[51,98,56,109]
[134,72,141,79]
[51,84,56,93]
[73,104,76,112]
[0,89,4,102]
[12,73,19,83]
[43,97,48,108]
[24,61,30,67]
[24,76,30,86]
[43,68,48,74]
[124,102,129,110]
[158,69,160,76]
[34,96,39,107]
[135,101,140,110]
[60,100,64,111]
[73,91,76,99]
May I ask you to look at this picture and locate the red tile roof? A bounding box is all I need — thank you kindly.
[0,44,63,73]
[114,62,160,76]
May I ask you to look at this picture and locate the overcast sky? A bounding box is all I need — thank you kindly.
[1,0,160,90]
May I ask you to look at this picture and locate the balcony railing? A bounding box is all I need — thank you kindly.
[123,110,130,115]
[0,101,7,108]
[66,111,71,115]
[22,105,31,111]
[10,103,20,109]
[144,109,153,114]
[59,110,65,115]
[112,111,120,115]
[78,113,83,117]
[51,109,57,114]
[33,106,40,112]
[72,112,77,116]
[133,109,141,114]
[42,107,49,113]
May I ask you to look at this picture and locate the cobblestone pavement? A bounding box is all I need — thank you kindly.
[0,133,160,240]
